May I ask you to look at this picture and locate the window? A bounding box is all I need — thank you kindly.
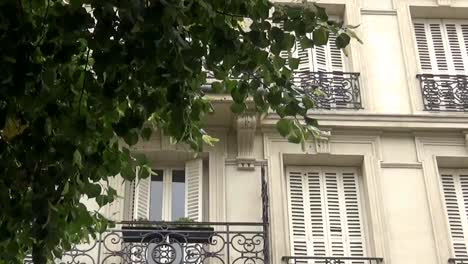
[413,19,468,111]
[440,168,468,257]
[413,19,468,74]
[286,166,366,259]
[132,159,204,221]
[147,169,186,221]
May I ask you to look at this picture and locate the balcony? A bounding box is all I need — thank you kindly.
[282,256,383,264]
[30,221,268,264]
[204,71,362,110]
[449,258,468,264]
[417,74,468,112]
[293,71,362,110]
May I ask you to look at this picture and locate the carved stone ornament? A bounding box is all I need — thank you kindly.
[236,114,257,170]
[314,130,331,154]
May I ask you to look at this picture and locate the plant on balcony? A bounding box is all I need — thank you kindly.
[122,218,214,243]
[0,0,360,263]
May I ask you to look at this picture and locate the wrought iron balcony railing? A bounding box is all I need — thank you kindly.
[26,221,268,264]
[417,74,468,112]
[282,256,384,264]
[449,258,468,264]
[293,71,362,110]
[203,71,362,110]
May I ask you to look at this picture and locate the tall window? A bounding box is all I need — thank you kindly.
[286,166,366,259]
[440,168,468,257]
[132,159,204,222]
[413,19,468,74]
[149,169,186,221]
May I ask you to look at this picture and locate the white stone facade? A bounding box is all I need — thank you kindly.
[99,1,468,264]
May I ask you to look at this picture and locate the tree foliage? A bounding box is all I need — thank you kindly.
[0,0,357,262]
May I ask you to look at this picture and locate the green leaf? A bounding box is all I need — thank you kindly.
[335,33,351,49]
[73,150,83,169]
[305,117,318,127]
[313,27,329,46]
[276,118,292,137]
[289,57,300,70]
[202,134,219,146]
[346,29,364,44]
[230,102,246,114]
[273,56,286,70]
[61,182,70,196]
[302,96,315,109]
[300,37,314,49]
[314,4,328,21]
[211,81,223,93]
[124,130,139,146]
[141,127,152,141]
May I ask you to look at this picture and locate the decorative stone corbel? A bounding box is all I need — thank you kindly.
[314,130,332,154]
[437,0,451,6]
[236,114,257,170]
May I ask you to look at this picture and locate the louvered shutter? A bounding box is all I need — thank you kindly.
[440,169,468,257]
[309,31,344,72]
[292,37,314,89]
[328,32,345,71]
[324,171,346,257]
[341,171,365,260]
[287,167,365,261]
[414,19,468,74]
[133,167,151,220]
[185,158,203,221]
[287,168,309,263]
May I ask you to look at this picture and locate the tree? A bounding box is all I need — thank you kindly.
[0,0,358,262]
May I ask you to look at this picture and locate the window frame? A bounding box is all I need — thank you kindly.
[150,166,186,221]
[413,18,468,75]
[285,165,369,257]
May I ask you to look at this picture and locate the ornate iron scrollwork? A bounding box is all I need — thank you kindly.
[417,74,468,111]
[294,71,362,110]
[37,222,267,264]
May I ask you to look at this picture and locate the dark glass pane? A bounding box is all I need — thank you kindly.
[149,169,163,221]
[171,170,186,220]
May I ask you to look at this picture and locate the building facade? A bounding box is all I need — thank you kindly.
[61,0,468,264]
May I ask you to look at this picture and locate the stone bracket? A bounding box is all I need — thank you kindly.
[315,130,332,154]
[236,114,257,170]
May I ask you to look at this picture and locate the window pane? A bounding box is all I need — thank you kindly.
[149,169,163,221]
[171,170,186,220]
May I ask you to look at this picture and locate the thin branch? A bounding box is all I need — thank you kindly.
[36,0,50,45]
[215,10,247,18]
[78,49,91,115]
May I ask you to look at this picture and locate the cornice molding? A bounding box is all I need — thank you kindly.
[360,9,397,16]
[380,162,422,169]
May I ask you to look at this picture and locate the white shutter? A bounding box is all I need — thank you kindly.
[414,22,433,71]
[286,168,309,263]
[328,32,344,71]
[440,169,468,257]
[133,167,151,220]
[287,167,365,261]
[307,171,327,258]
[185,158,203,221]
[124,180,136,221]
[313,44,328,72]
[310,31,344,72]
[292,37,314,89]
[414,19,468,74]
[341,171,365,260]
